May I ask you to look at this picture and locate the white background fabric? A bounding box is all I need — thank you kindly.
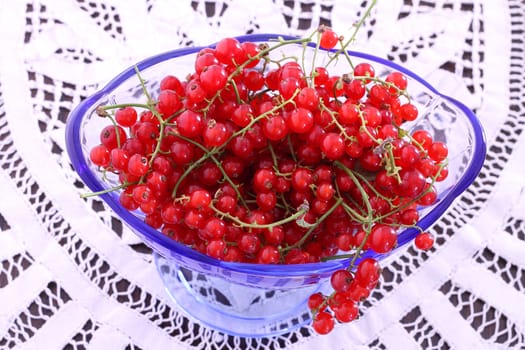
[0,0,524,349]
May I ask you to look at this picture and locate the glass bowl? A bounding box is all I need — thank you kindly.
[65,34,486,337]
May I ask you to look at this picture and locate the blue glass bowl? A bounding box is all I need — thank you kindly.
[65,34,486,337]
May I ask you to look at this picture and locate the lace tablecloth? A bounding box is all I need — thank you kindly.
[1,0,524,349]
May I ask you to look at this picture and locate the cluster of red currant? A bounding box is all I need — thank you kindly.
[88,27,447,334]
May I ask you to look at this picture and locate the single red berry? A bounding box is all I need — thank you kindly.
[127,154,149,176]
[188,189,212,209]
[385,71,408,93]
[415,232,434,250]
[135,122,159,145]
[201,217,227,239]
[203,121,229,148]
[243,69,265,91]
[100,125,127,150]
[308,292,327,311]
[264,226,284,246]
[330,269,354,293]
[398,144,421,169]
[353,62,375,83]
[400,208,419,225]
[240,41,261,68]
[119,188,138,210]
[257,245,280,264]
[395,169,426,198]
[238,233,261,254]
[232,103,253,127]
[185,79,207,104]
[312,311,335,335]
[319,28,339,50]
[200,64,228,93]
[160,75,184,95]
[333,301,359,323]
[110,148,129,170]
[253,168,277,193]
[115,107,138,127]
[256,191,277,211]
[428,141,448,162]
[176,110,204,138]
[297,87,320,111]
[369,224,397,254]
[347,281,371,302]
[184,209,206,229]
[194,52,219,74]
[288,107,314,134]
[313,67,329,87]
[320,132,345,160]
[291,167,314,192]
[206,239,226,259]
[339,102,360,125]
[157,89,182,118]
[355,258,381,288]
[279,77,301,100]
[336,232,354,251]
[132,184,154,204]
[170,139,194,165]
[89,144,110,167]
[418,184,438,206]
[215,37,245,66]
[161,203,184,224]
[412,129,433,150]
[344,79,366,100]
[316,182,335,201]
[399,103,418,121]
[262,115,289,141]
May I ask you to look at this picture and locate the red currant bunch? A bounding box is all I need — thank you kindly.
[88,26,447,334]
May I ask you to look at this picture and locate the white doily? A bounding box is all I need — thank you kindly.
[0,0,524,349]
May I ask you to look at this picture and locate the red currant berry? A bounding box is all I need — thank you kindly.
[320,132,345,160]
[200,64,228,93]
[333,301,359,323]
[369,224,397,254]
[176,110,204,138]
[330,269,354,293]
[90,144,110,167]
[428,141,448,162]
[206,239,226,259]
[188,189,211,209]
[157,89,182,117]
[415,232,434,250]
[257,245,280,264]
[355,258,381,288]
[288,107,314,134]
[100,125,127,150]
[319,28,339,50]
[353,62,375,83]
[115,107,138,127]
[127,154,149,177]
[308,292,327,311]
[385,71,408,93]
[312,311,335,335]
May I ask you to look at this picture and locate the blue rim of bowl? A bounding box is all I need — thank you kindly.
[65,33,487,277]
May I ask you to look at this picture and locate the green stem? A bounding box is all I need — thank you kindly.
[282,197,343,252]
[134,65,154,104]
[80,182,132,198]
[100,102,151,111]
[334,161,374,216]
[211,204,308,229]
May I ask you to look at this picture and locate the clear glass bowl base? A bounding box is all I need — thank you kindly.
[154,253,324,337]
